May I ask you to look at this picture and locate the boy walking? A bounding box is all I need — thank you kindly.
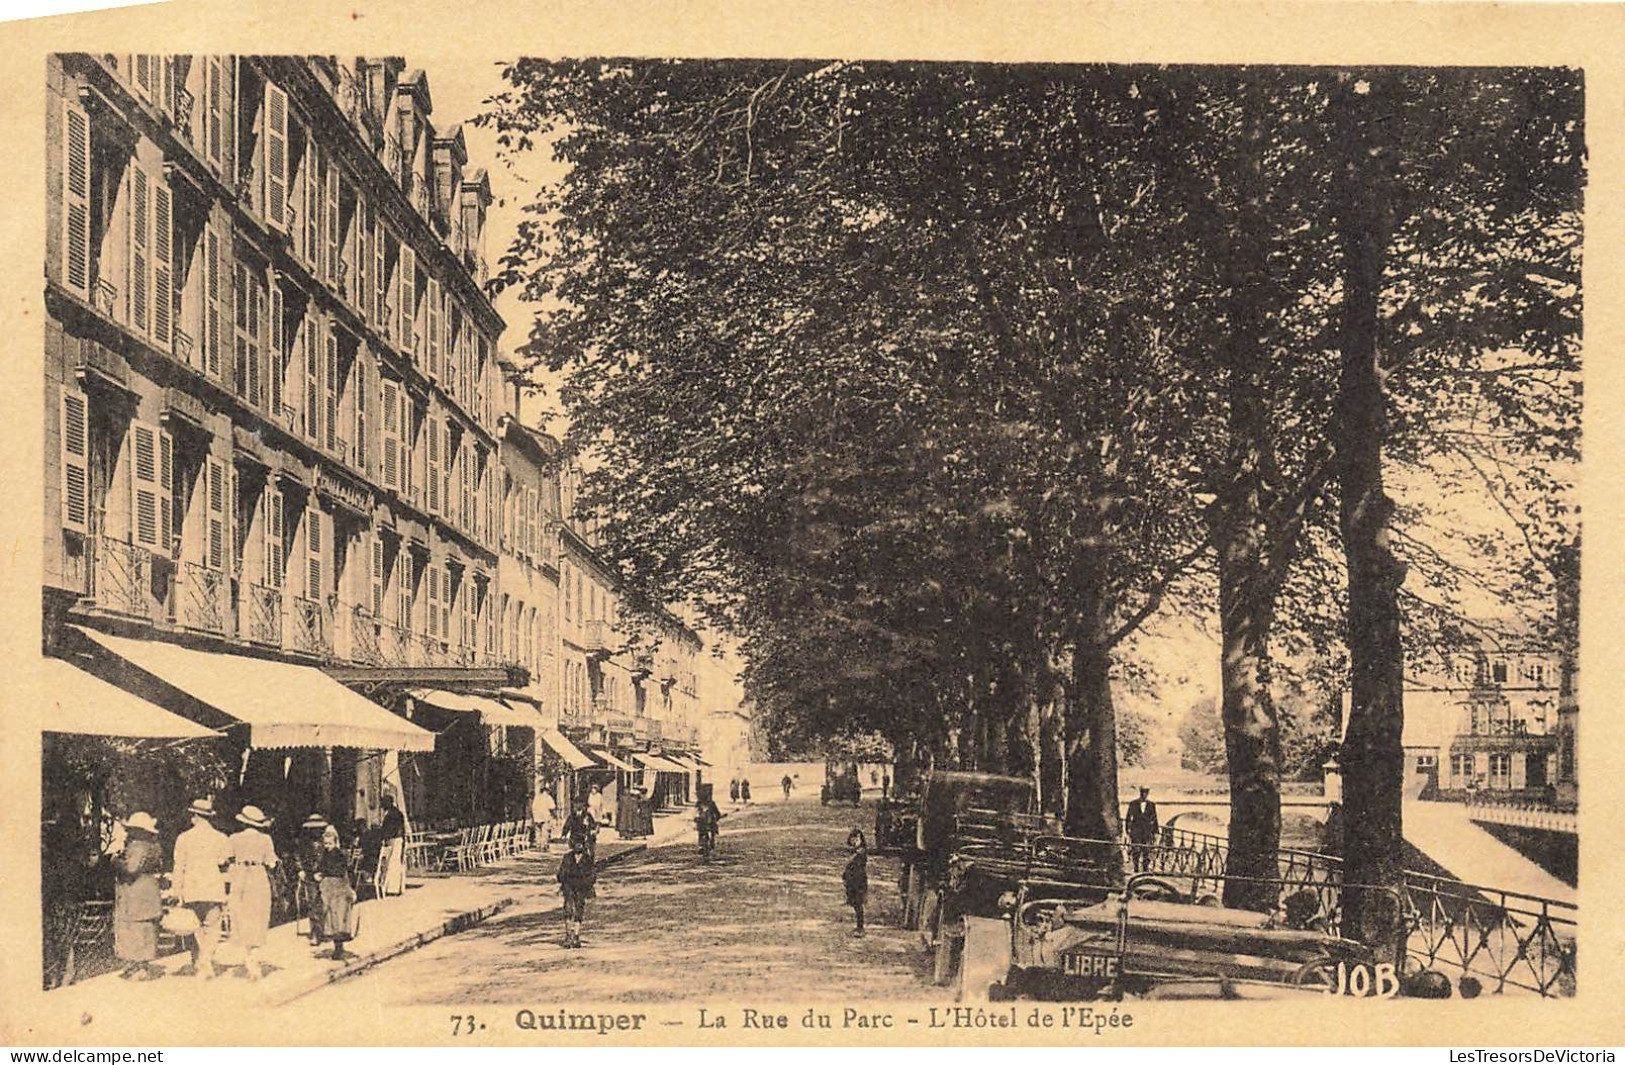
[557,836,597,949]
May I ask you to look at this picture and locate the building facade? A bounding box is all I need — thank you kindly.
[41,52,533,852]
[1398,634,1563,799]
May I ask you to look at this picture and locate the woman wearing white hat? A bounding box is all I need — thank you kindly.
[228,805,279,980]
[112,811,164,980]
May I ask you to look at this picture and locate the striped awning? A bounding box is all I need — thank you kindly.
[635,752,690,774]
[40,657,221,739]
[538,729,596,770]
[590,747,638,772]
[406,688,540,729]
[76,627,433,751]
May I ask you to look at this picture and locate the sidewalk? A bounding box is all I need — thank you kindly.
[42,808,704,1027]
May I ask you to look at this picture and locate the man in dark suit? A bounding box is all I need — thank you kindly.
[1124,787,1159,872]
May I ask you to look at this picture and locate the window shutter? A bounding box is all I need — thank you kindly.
[304,138,320,268]
[425,563,440,637]
[268,281,283,413]
[397,549,412,628]
[426,277,441,379]
[399,244,415,353]
[204,226,222,377]
[443,423,455,524]
[62,101,92,298]
[326,164,340,283]
[306,507,324,601]
[60,388,90,533]
[305,313,320,444]
[206,456,227,570]
[381,378,400,491]
[264,483,284,589]
[226,464,239,576]
[129,167,150,335]
[152,177,173,348]
[355,356,369,472]
[134,55,156,101]
[158,430,174,555]
[130,422,161,549]
[264,82,288,229]
[357,198,371,319]
[248,278,264,407]
[374,218,387,327]
[370,536,384,616]
[324,328,339,453]
[426,414,440,515]
[205,57,223,170]
[441,567,452,640]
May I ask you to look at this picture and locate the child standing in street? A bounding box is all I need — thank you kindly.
[842,828,868,936]
[557,835,597,949]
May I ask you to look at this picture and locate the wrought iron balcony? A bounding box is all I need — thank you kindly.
[88,535,166,621]
[344,605,383,665]
[409,633,446,667]
[582,619,614,656]
[238,582,283,647]
[285,595,332,657]
[376,621,411,667]
[170,560,232,636]
[93,278,117,316]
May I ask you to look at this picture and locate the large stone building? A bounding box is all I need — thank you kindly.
[41,52,529,854]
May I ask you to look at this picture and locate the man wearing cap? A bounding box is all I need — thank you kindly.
[228,805,279,980]
[168,798,231,977]
[1124,787,1160,873]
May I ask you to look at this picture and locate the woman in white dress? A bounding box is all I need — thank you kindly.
[227,805,279,980]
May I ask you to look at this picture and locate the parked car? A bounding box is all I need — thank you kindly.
[956,872,1408,1003]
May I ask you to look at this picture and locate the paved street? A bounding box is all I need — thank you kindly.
[303,797,940,1006]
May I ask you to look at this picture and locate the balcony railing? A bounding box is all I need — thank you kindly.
[238,582,283,647]
[343,606,383,665]
[376,621,410,667]
[582,620,613,655]
[89,535,166,621]
[285,595,331,657]
[409,633,446,667]
[170,560,232,636]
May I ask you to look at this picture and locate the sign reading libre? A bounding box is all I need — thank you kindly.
[1062,952,1119,980]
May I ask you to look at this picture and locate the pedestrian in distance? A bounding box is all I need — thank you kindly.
[882,772,890,800]
[842,828,869,936]
[741,778,752,805]
[782,774,793,801]
[532,781,557,850]
[167,797,231,978]
[1124,787,1160,873]
[729,777,740,805]
[562,793,600,862]
[228,805,279,980]
[112,811,164,981]
[587,783,606,828]
[695,791,722,860]
[314,824,357,961]
[376,791,406,898]
[294,814,329,944]
[557,835,597,949]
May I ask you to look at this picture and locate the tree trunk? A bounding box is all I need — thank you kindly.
[1217,79,1284,912]
[1063,576,1123,844]
[1332,75,1408,948]
[1218,544,1284,909]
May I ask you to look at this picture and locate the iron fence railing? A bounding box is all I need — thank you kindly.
[285,595,331,657]
[170,560,231,635]
[238,583,282,646]
[91,535,163,620]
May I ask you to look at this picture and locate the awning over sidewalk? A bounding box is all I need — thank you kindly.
[76,627,435,751]
[665,755,703,773]
[40,657,222,739]
[591,747,638,772]
[406,688,540,730]
[538,729,597,770]
[635,752,690,774]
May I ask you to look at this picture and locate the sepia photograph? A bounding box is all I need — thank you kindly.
[2,0,1620,1050]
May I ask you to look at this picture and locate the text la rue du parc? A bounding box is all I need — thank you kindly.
[698,1005,1134,1034]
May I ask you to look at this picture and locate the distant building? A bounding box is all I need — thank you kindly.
[1391,625,1563,799]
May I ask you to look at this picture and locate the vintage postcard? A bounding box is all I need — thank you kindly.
[0,0,1621,1049]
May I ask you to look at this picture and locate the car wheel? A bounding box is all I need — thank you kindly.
[1289,957,1339,992]
[1128,877,1183,902]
